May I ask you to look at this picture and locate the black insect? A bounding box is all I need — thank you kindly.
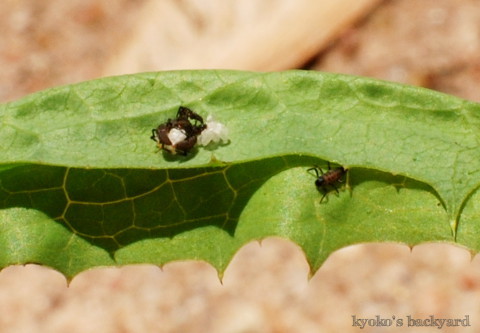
[151,106,207,155]
[308,163,348,202]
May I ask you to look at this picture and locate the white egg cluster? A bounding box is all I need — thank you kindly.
[197,115,229,146]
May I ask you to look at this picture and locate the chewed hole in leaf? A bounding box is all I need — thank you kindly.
[237,167,451,271]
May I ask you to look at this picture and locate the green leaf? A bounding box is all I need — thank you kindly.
[1,70,479,279]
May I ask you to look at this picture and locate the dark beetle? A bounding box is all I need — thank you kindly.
[308,162,347,202]
[151,106,207,155]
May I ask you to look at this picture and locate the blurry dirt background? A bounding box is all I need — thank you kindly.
[1,0,480,332]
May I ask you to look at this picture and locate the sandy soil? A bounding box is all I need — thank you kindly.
[1,0,480,332]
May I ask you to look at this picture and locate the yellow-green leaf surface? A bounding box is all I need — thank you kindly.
[1,70,480,279]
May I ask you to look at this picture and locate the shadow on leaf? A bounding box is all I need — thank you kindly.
[0,156,320,255]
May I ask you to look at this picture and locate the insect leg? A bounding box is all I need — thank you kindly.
[332,184,339,194]
[150,129,157,141]
[320,192,328,203]
[346,169,353,198]
[176,106,189,119]
[307,167,320,178]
